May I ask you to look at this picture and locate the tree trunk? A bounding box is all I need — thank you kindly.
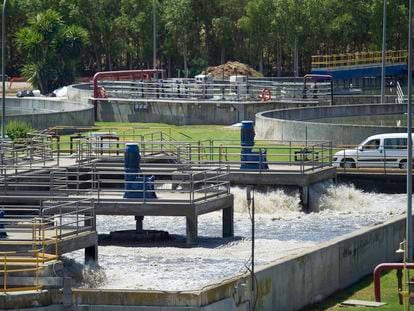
[221,46,225,65]
[168,56,172,78]
[107,51,113,71]
[277,44,282,77]
[259,49,264,74]
[94,48,102,72]
[183,44,188,78]
[293,36,299,77]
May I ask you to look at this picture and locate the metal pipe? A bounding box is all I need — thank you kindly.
[408,0,413,264]
[381,0,387,104]
[1,0,6,141]
[374,263,414,302]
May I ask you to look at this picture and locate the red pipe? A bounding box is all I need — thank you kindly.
[92,69,164,98]
[374,263,414,302]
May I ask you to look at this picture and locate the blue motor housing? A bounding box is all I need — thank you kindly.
[240,121,269,170]
[124,143,140,172]
[241,121,255,147]
[124,143,157,199]
[0,210,7,238]
[124,175,157,199]
[241,148,269,170]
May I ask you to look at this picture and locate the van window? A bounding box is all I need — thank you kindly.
[363,139,380,150]
[384,138,408,149]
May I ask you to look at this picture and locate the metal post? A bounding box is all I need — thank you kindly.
[246,187,255,310]
[152,0,157,70]
[407,0,413,267]
[381,0,387,104]
[1,0,6,141]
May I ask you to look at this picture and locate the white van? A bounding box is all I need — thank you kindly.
[333,133,414,169]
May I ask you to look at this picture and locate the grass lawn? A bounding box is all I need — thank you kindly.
[54,122,323,163]
[95,122,241,142]
[304,271,402,310]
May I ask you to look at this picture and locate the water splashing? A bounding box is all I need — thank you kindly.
[231,187,301,215]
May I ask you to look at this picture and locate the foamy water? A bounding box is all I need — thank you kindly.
[64,184,407,290]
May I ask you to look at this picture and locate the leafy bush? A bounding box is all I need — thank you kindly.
[5,120,33,141]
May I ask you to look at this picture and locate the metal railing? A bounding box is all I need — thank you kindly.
[75,138,333,173]
[0,217,59,292]
[0,134,53,168]
[89,164,231,204]
[312,50,407,69]
[396,81,405,104]
[0,198,93,292]
[94,77,333,103]
[0,199,95,243]
[176,140,332,173]
[0,160,230,204]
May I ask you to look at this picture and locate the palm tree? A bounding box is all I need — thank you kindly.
[16,9,88,94]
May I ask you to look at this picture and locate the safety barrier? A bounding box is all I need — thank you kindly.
[0,130,335,175]
[92,77,333,103]
[78,138,332,173]
[312,50,407,69]
[0,217,59,292]
[0,134,53,168]
[0,162,230,204]
[396,81,405,104]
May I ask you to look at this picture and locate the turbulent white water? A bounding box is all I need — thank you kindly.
[64,184,406,291]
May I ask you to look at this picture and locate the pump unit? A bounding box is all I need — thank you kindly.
[240,121,268,170]
[124,143,157,199]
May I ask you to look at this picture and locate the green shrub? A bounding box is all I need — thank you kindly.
[5,120,33,141]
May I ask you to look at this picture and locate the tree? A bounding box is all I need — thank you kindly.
[162,0,194,77]
[16,9,88,94]
[239,0,274,73]
[116,0,153,69]
[212,16,233,65]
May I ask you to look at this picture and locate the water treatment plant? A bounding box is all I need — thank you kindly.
[2,3,414,309]
[0,65,412,310]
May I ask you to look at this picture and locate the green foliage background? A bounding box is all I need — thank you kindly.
[4,0,409,89]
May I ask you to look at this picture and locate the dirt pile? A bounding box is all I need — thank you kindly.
[202,61,263,79]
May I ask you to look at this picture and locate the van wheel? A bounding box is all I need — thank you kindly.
[340,159,356,168]
[399,160,412,170]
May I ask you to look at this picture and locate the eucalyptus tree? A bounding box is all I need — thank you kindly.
[239,0,274,73]
[116,0,153,69]
[162,0,194,77]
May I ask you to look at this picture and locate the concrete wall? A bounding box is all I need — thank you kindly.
[4,97,94,129]
[68,83,324,125]
[256,103,407,145]
[334,95,396,105]
[68,84,93,105]
[98,98,327,125]
[252,215,404,310]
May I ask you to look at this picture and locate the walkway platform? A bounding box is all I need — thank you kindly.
[0,198,98,262]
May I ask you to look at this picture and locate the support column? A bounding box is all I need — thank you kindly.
[85,245,98,264]
[186,215,198,246]
[62,277,72,311]
[223,205,234,238]
[135,216,144,232]
[300,185,309,212]
[85,213,98,263]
